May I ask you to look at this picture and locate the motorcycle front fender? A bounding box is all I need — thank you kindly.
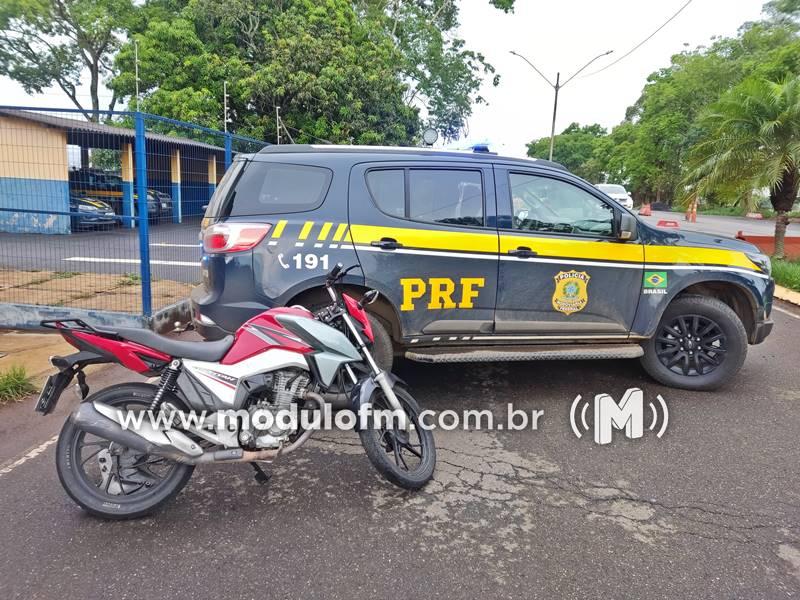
[349,372,405,414]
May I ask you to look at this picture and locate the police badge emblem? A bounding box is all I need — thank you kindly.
[552,270,590,315]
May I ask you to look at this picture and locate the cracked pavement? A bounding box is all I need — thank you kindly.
[0,305,799,599]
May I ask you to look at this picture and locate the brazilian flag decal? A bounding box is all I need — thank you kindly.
[644,271,668,289]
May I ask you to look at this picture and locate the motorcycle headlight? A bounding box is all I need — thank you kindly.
[747,253,772,276]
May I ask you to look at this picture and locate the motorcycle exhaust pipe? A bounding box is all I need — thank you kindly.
[70,402,200,464]
[71,392,326,466]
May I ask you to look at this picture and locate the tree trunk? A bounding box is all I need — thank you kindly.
[774,210,789,259]
[89,63,100,123]
[771,169,799,260]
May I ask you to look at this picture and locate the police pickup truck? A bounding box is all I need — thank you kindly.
[192,145,774,391]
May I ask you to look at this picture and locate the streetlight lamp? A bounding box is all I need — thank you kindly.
[510,49,613,161]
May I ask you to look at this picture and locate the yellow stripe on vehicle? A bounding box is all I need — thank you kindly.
[271,219,287,238]
[345,222,761,273]
[332,223,348,242]
[298,221,314,240]
[349,224,498,254]
[645,245,759,271]
[317,222,333,241]
[499,233,643,262]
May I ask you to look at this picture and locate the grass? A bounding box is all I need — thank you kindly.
[772,258,800,292]
[118,273,142,286]
[0,366,37,405]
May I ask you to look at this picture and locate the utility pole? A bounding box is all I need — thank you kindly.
[223,80,230,133]
[134,40,141,111]
[510,49,613,161]
[275,106,281,145]
[549,72,560,163]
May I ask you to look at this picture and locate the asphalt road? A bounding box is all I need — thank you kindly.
[640,210,799,238]
[0,218,202,284]
[0,303,799,599]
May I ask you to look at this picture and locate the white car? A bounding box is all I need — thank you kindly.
[595,183,634,210]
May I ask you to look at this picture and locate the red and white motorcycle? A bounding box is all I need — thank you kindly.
[36,264,435,519]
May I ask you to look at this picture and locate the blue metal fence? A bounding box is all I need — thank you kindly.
[0,106,267,329]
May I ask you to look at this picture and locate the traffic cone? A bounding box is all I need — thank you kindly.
[639,203,652,216]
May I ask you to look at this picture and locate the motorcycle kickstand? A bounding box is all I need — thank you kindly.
[250,462,272,486]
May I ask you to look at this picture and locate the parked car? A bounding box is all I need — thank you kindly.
[595,183,634,210]
[151,189,174,220]
[192,145,774,391]
[69,168,162,223]
[69,195,116,230]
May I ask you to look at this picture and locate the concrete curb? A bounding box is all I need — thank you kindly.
[774,285,800,307]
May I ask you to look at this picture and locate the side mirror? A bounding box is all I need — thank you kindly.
[618,212,638,241]
[358,290,380,309]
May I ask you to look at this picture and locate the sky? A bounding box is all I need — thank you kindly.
[0,0,768,158]
[457,0,767,156]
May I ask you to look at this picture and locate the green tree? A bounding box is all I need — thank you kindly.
[602,1,800,205]
[356,0,512,140]
[526,123,607,181]
[113,0,420,144]
[0,0,134,119]
[685,77,800,257]
[112,0,515,144]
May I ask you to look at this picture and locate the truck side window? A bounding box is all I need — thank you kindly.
[228,163,332,216]
[408,169,483,227]
[366,169,405,218]
[509,173,613,237]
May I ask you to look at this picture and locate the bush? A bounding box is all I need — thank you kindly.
[0,366,36,404]
[772,258,800,292]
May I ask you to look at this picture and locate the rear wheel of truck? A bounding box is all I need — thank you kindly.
[640,295,747,391]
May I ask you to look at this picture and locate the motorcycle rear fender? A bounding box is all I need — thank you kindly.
[34,351,108,415]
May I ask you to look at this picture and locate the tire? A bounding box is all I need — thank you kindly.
[359,386,436,490]
[367,313,394,372]
[640,295,748,391]
[56,383,194,520]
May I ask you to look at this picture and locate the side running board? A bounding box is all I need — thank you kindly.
[405,344,644,364]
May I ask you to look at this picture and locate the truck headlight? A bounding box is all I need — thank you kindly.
[747,253,772,276]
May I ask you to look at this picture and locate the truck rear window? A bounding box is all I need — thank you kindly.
[228,162,332,216]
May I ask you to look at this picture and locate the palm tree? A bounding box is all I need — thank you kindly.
[685,76,800,258]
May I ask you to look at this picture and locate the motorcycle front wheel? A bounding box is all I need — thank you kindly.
[359,386,436,490]
[56,383,194,520]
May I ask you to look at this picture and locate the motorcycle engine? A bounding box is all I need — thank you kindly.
[244,370,309,449]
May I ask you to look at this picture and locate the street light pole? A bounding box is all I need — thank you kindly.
[549,72,560,162]
[510,49,613,161]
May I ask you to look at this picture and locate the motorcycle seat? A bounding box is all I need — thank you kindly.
[95,326,234,362]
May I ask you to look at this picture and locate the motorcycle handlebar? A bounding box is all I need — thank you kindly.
[326,263,361,286]
[326,262,344,284]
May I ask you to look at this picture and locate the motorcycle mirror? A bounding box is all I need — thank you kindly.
[359,290,380,308]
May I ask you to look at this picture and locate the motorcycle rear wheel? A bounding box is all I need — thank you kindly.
[359,386,436,490]
[56,383,194,520]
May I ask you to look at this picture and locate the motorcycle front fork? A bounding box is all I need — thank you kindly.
[340,313,410,431]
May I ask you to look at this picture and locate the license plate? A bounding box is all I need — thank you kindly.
[34,371,73,415]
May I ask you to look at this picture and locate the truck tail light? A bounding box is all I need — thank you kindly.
[202,223,272,253]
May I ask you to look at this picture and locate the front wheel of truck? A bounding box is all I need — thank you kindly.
[640,295,748,391]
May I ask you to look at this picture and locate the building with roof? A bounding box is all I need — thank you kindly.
[0,108,249,234]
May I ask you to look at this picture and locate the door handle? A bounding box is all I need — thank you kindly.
[507,246,538,258]
[371,237,403,250]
